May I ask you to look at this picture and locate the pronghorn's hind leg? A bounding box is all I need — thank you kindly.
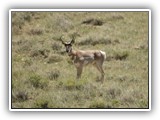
[94,60,105,83]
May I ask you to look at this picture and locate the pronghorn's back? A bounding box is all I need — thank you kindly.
[72,50,106,63]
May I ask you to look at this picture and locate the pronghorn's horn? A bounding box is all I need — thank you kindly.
[70,35,75,44]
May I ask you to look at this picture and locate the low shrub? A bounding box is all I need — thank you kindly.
[107,88,121,99]
[48,69,60,80]
[30,49,49,58]
[29,74,48,89]
[106,51,129,61]
[63,79,85,90]
[82,18,104,26]
[23,58,33,66]
[92,38,111,46]
[13,39,32,53]
[34,99,49,108]
[139,100,148,108]
[78,37,111,46]
[111,100,120,107]
[89,98,106,108]
[12,12,33,35]
[114,51,129,61]
[12,90,28,102]
[52,43,62,51]
[28,28,43,35]
[47,54,63,63]
[111,14,124,20]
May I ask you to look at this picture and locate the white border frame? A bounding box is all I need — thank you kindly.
[9,9,151,111]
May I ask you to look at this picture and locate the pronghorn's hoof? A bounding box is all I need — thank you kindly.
[95,77,104,83]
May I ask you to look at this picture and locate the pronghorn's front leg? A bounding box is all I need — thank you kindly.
[73,56,84,79]
[74,63,83,79]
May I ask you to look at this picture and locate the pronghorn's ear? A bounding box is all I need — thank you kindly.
[70,39,75,44]
[70,35,75,44]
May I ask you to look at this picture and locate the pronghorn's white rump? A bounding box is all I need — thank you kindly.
[100,50,106,60]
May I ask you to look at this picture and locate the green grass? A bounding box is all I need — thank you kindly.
[11,11,149,109]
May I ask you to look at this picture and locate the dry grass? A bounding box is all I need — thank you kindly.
[11,11,149,109]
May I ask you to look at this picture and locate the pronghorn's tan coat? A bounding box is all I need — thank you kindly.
[61,37,106,82]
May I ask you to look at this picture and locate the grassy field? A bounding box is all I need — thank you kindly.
[11,11,149,109]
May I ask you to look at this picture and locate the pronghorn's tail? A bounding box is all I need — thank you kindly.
[100,51,106,61]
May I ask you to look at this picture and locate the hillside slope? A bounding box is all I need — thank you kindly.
[11,11,149,109]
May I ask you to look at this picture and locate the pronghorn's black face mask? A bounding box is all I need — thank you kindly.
[64,43,72,53]
[62,39,75,53]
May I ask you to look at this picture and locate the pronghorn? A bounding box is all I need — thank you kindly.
[61,36,106,82]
